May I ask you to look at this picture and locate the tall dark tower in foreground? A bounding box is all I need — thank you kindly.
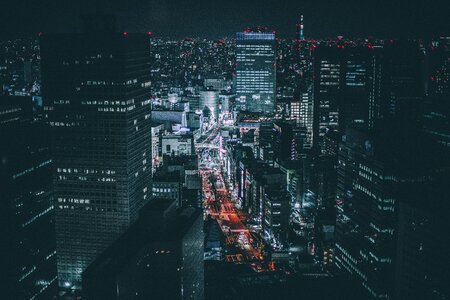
[1,97,57,300]
[335,125,449,299]
[235,30,276,114]
[40,31,152,289]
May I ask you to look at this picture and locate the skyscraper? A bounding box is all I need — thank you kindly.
[313,47,342,137]
[40,32,152,289]
[83,200,204,300]
[334,125,446,299]
[1,97,57,300]
[236,30,276,114]
[313,46,372,139]
[382,42,425,123]
[299,90,315,149]
[423,37,450,147]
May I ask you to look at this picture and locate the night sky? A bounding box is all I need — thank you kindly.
[1,0,449,39]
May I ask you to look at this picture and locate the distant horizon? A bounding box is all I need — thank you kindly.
[1,0,449,40]
[1,32,449,42]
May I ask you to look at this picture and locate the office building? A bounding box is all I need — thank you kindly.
[423,37,450,147]
[395,187,450,300]
[236,31,276,114]
[299,91,315,149]
[1,99,57,300]
[263,186,291,246]
[153,170,183,208]
[381,42,425,123]
[313,46,372,139]
[40,32,152,288]
[83,199,204,300]
[334,125,446,299]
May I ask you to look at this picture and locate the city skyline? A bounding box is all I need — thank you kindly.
[1,5,449,300]
[1,0,450,39]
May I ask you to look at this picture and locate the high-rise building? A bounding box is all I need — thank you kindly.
[382,42,425,123]
[236,31,276,114]
[395,188,450,300]
[83,199,204,300]
[299,91,315,149]
[40,32,152,289]
[263,186,291,245]
[1,98,57,300]
[272,121,305,162]
[423,37,450,147]
[313,46,372,139]
[334,125,446,299]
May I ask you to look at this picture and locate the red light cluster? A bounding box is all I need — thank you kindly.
[123,32,128,37]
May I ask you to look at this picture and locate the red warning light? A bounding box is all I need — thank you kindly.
[147,31,153,36]
[123,32,128,37]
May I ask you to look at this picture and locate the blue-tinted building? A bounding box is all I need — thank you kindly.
[235,31,276,114]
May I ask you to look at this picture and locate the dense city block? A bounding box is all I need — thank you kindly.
[1,4,449,300]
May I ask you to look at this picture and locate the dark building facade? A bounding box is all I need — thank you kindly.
[152,170,182,208]
[40,32,152,288]
[83,199,204,300]
[423,37,450,148]
[313,46,372,140]
[1,98,57,300]
[334,125,447,299]
[313,43,425,152]
[263,186,291,245]
[236,31,276,114]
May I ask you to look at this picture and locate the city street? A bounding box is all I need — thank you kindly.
[198,124,273,273]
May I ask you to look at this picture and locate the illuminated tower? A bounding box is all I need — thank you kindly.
[298,15,305,41]
[236,30,276,114]
[295,15,305,52]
